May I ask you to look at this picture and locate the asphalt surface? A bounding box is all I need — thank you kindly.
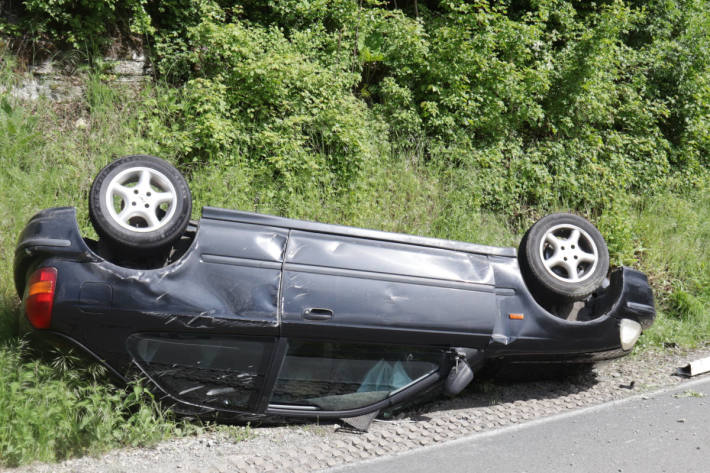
[331,374,710,473]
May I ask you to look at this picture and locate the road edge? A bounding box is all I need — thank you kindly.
[324,373,710,473]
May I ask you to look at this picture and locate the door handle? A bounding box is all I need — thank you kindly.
[303,308,334,321]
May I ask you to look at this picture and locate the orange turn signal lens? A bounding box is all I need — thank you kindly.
[28,280,53,297]
[24,267,57,329]
[509,313,524,320]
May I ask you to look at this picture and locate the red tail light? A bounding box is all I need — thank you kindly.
[24,267,57,329]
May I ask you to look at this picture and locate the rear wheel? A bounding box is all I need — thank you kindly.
[519,213,609,303]
[89,155,192,251]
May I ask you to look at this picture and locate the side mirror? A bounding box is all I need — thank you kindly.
[444,354,474,396]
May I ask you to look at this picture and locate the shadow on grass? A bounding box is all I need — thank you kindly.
[0,293,19,343]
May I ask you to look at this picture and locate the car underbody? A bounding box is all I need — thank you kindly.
[15,205,655,424]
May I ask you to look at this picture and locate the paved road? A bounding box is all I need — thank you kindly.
[331,375,710,473]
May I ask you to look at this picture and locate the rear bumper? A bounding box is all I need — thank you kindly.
[14,207,98,298]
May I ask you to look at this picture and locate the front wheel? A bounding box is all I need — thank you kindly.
[89,155,192,251]
[518,213,609,303]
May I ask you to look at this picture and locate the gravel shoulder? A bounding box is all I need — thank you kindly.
[6,346,710,473]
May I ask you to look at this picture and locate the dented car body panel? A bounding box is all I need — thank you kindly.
[15,206,655,420]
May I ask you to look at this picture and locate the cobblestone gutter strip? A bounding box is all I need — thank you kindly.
[8,347,710,473]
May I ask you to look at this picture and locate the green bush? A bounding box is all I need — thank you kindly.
[4,0,708,216]
[141,0,709,215]
[5,0,708,332]
[2,0,152,49]
[146,18,386,200]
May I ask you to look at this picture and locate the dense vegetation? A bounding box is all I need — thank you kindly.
[0,0,708,466]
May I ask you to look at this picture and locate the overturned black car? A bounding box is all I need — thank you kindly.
[14,156,655,423]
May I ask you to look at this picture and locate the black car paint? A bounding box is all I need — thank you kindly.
[14,206,655,420]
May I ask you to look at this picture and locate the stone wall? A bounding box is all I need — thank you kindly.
[4,49,151,102]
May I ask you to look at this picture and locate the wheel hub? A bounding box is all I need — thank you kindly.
[105,166,178,233]
[538,224,599,283]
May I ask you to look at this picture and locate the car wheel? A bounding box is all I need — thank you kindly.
[518,213,609,303]
[89,155,192,251]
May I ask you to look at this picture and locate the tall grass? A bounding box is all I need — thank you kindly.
[0,341,187,466]
[633,185,710,347]
[0,64,708,465]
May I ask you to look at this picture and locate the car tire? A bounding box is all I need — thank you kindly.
[89,155,192,251]
[518,213,609,303]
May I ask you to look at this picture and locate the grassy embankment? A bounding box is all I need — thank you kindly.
[0,65,708,466]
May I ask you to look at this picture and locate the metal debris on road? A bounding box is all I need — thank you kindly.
[677,356,710,377]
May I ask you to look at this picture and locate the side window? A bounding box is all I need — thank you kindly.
[127,334,274,411]
[270,341,443,411]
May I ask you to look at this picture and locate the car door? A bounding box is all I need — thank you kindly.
[124,218,291,414]
[127,333,278,413]
[280,230,498,347]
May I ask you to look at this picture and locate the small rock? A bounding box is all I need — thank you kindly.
[111,60,145,76]
[33,59,55,75]
[75,117,89,130]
